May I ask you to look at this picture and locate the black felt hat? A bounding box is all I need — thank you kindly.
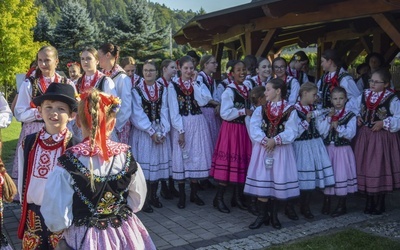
[32,82,77,111]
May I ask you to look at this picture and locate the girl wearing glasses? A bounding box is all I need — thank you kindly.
[354,68,400,216]
[272,57,300,105]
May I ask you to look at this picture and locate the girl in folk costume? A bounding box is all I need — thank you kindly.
[211,60,253,214]
[272,57,300,105]
[354,68,400,215]
[168,56,213,209]
[244,78,300,230]
[317,49,361,112]
[245,57,273,88]
[98,43,133,144]
[17,83,77,250]
[319,87,358,217]
[73,47,117,143]
[356,52,386,92]
[291,83,335,220]
[287,51,310,86]
[67,62,82,85]
[130,60,171,213]
[0,94,16,250]
[13,46,74,185]
[41,89,156,250]
[120,56,141,88]
[215,60,235,103]
[197,55,222,152]
[156,59,180,200]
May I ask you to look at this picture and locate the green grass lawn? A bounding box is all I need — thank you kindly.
[267,228,400,250]
[1,118,21,166]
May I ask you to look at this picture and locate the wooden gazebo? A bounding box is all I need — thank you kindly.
[174,0,400,79]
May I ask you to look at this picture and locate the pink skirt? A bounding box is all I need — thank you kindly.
[63,214,156,250]
[210,121,252,184]
[324,144,358,196]
[354,126,400,194]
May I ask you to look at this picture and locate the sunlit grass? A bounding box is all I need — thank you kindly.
[1,118,21,166]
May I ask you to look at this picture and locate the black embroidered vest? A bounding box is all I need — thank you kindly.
[261,105,295,137]
[360,91,396,128]
[135,84,164,122]
[319,72,350,108]
[323,112,355,146]
[172,82,202,116]
[295,110,321,141]
[228,87,250,124]
[199,72,215,108]
[58,150,138,229]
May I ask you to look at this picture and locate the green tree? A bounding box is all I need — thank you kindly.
[33,9,53,43]
[52,1,97,71]
[0,0,41,97]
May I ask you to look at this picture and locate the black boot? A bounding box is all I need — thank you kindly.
[190,182,205,206]
[231,184,247,210]
[213,185,230,213]
[364,194,375,214]
[270,200,281,229]
[249,200,269,229]
[142,181,153,213]
[331,196,347,217]
[321,195,331,215]
[149,182,163,208]
[160,180,173,200]
[177,182,186,209]
[300,191,314,219]
[169,177,180,198]
[248,196,259,216]
[372,194,386,215]
[284,200,298,220]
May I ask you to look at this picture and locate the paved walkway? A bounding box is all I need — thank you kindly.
[2,184,400,249]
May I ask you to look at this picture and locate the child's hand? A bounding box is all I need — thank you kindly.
[330,121,338,130]
[328,108,335,117]
[265,138,276,152]
[245,108,253,116]
[306,112,312,123]
[214,104,221,115]
[371,120,383,132]
[357,116,363,126]
[178,133,186,148]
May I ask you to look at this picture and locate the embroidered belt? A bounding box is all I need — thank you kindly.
[73,205,132,230]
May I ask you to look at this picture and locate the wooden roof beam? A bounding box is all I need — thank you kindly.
[255,28,280,57]
[372,13,400,49]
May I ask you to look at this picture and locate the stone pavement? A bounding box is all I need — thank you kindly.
[2,185,400,250]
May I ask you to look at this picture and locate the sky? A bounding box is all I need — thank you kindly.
[149,0,251,13]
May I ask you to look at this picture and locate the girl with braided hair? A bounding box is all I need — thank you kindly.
[41,88,155,249]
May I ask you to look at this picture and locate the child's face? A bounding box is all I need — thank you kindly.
[257,96,267,106]
[68,65,81,80]
[181,61,195,80]
[37,50,58,76]
[232,62,246,84]
[301,89,318,105]
[38,100,74,134]
[163,62,177,78]
[81,51,98,73]
[264,83,280,102]
[257,59,272,79]
[369,56,382,71]
[143,64,157,82]
[369,72,389,92]
[273,59,286,78]
[320,57,332,72]
[204,57,218,73]
[124,64,136,77]
[331,92,347,110]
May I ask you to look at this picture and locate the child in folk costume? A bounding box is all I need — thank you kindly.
[290,83,335,220]
[168,56,213,209]
[67,61,82,85]
[41,89,156,250]
[130,60,171,213]
[287,51,310,85]
[319,87,358,217]
[12,46,74,183]
[197,55,221,152]
[272,57,300,105]
[0,93,16,250]
[244,78,300,230]
[120,56,141,88]
[354,68,400,215]
[211,60,253,214]
[98,43,133,144]
[245,57,272,88]
[157,59,180,200]
[317,49,361,112]
[17,83,77,249]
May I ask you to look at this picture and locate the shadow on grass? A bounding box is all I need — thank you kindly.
[1,138,18,168]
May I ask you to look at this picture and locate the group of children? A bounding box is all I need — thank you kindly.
[1,44,399,249]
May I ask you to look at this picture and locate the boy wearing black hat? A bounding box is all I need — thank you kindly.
[17,82,77,249]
